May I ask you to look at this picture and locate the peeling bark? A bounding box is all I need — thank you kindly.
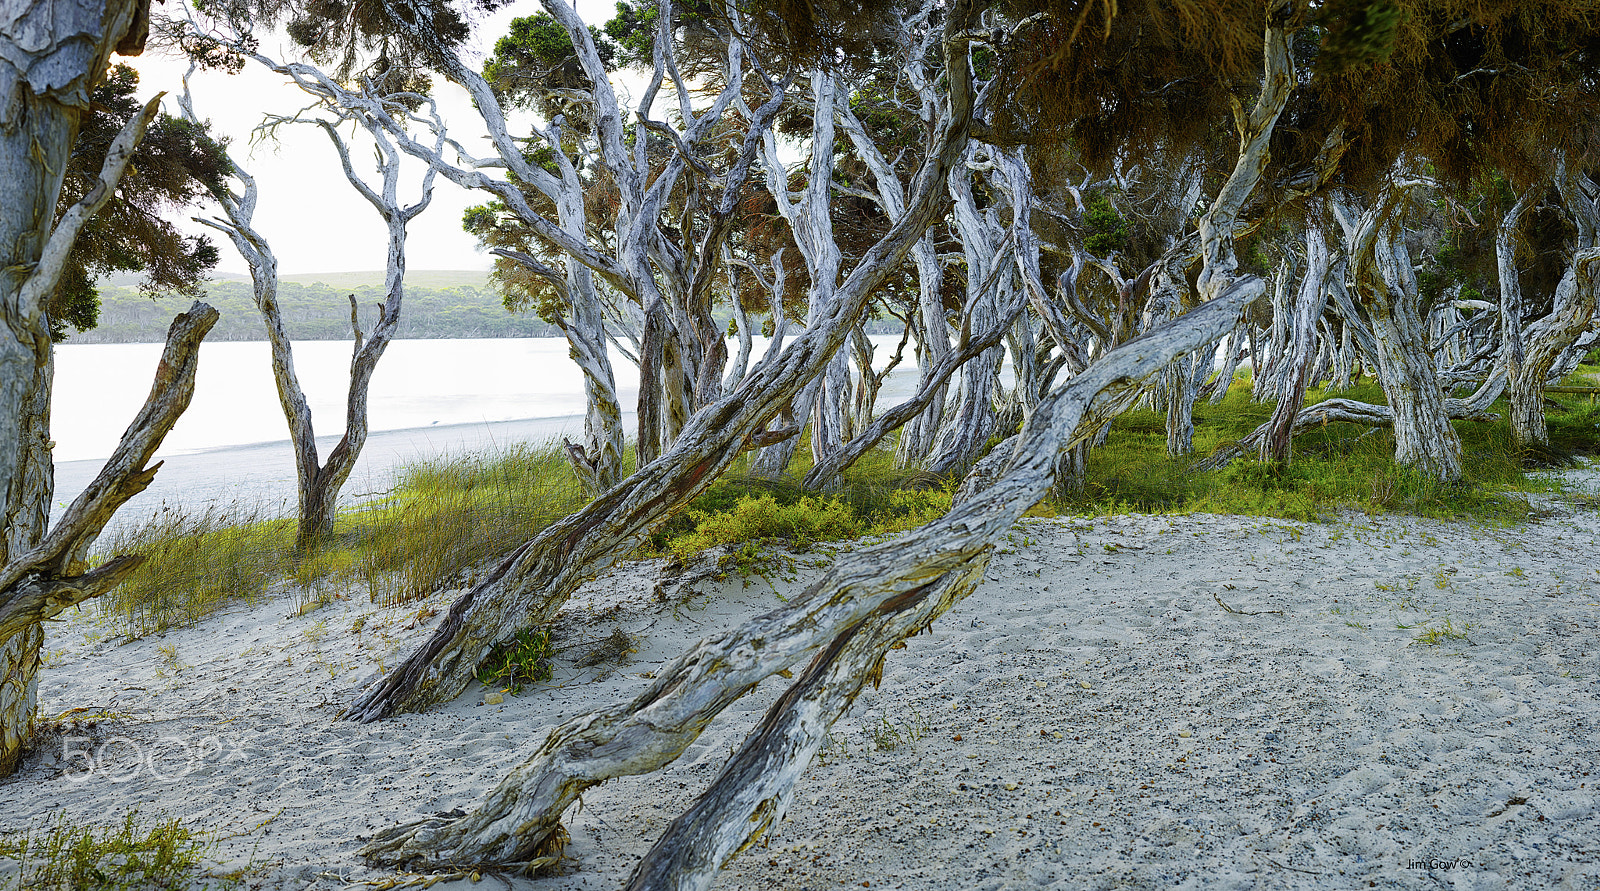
[0,0,167,773]
[0,304,217,774]
[1261,224,1331,464]
[360,280,1255,877]
[1508,173,1600,446]
[341,0,984,723]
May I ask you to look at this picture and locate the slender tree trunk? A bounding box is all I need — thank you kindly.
[897,237,951,467]
[1262,224,1331,464]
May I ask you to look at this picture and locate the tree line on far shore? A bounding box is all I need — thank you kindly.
[65,280,561,343]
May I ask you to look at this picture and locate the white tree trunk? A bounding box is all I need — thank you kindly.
[1262,223,1331,464]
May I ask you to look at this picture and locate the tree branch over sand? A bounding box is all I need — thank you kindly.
[358,280,1255,878]
[0,301,218,640]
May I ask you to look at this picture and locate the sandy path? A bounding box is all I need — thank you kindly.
[3,477,1598,890]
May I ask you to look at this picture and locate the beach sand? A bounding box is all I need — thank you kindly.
[3,472,1598,890]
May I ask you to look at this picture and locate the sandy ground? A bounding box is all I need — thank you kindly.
[3,467,1599,890]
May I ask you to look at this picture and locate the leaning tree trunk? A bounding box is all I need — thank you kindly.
[341,2,983,723]
[1261,223,1331,464]
[1509,172,1600,447]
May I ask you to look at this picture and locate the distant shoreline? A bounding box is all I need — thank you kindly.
[52,412,634,535]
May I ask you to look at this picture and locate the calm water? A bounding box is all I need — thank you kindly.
[54,338,650,464]
[51,336,918,528]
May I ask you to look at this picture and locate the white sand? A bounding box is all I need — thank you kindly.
[4,473,1599,890]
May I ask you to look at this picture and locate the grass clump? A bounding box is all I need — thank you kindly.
[346,443,589,605]
[0,810,217,891]
[98,502,295,639]
[476,627,555,694]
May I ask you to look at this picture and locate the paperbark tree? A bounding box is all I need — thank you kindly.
[1333,179,1466,480]
[341,0,983,723]
[1506,170,1600,446]
[1261,222,1332,464]
[181,52,445,549]
[0,0,164,778]
[357,7,1289,881]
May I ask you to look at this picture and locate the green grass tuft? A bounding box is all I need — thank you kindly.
[98,503,295,639]
[476,627,555,695]
[0,809,217,891]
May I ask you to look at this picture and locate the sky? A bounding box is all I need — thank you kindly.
[127,1,621,278]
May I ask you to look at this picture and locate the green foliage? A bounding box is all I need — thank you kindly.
[0,810,214,891]
[650,452,954,566]
[482,12,617,110]
[52,65,230,341]
[476,628,555,694]
[1050,378,1549,523]
[603,1,661,68]
[1312,1,1406,73]
[1082,192,1130,256]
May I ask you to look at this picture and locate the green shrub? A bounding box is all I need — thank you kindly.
[667,494,861,562]
[476,628,555,694]
[0,810,214,891]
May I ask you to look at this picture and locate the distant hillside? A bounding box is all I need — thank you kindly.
[277,270,492,290]
[97,269,492,290]
[67,277,559,343]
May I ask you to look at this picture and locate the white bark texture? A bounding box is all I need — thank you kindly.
[359,282,1256,880]
[1335,182,1464,480]
[341,0,984,723]
[1261,224,1331,464]
[184,53,445,546]
[0,0,164,775]
[0,303,217,774]
[1509,174,1600,446]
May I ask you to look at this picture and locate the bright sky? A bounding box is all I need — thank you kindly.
[128,1,619,278]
